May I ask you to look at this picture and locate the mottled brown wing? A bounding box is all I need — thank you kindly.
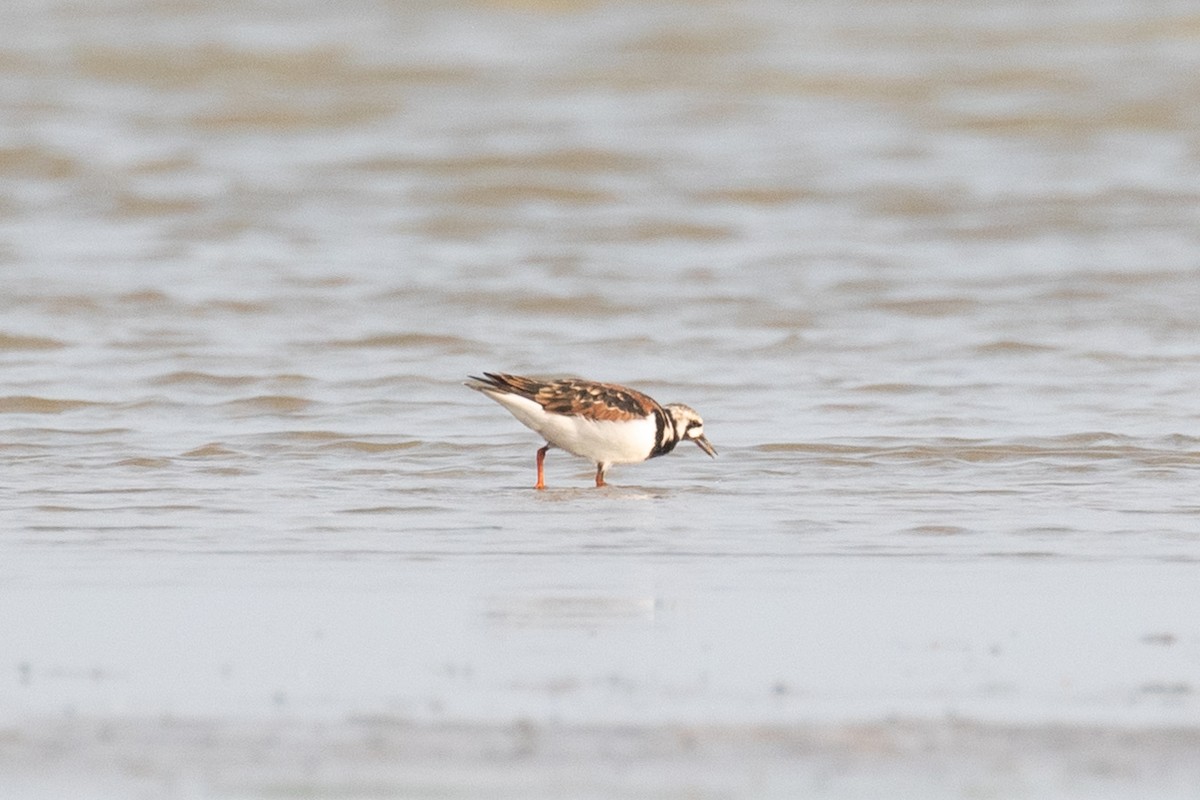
[536,378,658,421]
[473,373,657,421]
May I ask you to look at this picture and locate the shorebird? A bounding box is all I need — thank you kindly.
[466,372,716,488]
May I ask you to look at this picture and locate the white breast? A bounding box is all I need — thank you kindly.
[481,391,656,464]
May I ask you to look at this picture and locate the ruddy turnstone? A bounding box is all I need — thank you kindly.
[466,372,716,489]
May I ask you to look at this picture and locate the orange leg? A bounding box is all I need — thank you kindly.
[535,445,549,490]
[594,464,607,488]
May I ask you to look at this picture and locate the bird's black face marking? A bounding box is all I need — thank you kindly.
[664,403,716,457]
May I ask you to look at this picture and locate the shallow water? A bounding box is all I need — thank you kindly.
[3,0,1200,797]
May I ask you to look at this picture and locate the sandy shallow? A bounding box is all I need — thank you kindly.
[4,552,1198,798]
[6,714,1200,799]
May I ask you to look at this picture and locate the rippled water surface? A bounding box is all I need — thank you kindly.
[3,0,1200,797]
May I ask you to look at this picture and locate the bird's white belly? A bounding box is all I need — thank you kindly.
[487,392,655,464]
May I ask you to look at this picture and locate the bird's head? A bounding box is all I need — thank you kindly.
[665,404,716,458]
